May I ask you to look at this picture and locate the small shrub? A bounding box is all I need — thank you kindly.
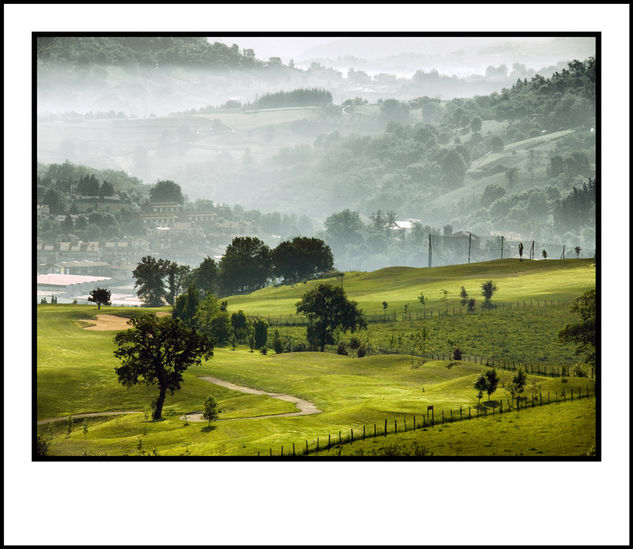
[572,364,588,377]
[336,341,348,355]
[72,299,78,305]
[272,330,283,354]
[467,298,476,312]
[349,336,361,350]
[293,341,308,352]
[452,347,463,361]
[40,298,47,304]
[356,345,367,358]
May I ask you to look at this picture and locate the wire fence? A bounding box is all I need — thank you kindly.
[259,384,595,457]
[262,298,571,327]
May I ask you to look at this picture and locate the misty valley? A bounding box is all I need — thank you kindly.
[35,36,597,459]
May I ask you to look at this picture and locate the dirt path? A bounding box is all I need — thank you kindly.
[181,376,321,422]
[37,375,321,425]
[37,411,141,425]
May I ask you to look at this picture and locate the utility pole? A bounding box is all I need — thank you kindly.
[428,234,432,268]
[529,240,535,260]
[467,233,472,264]
[500,235,504,259]
[560,245,565,260]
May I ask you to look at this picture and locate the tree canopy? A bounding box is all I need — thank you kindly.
[558,288,596,367]
[88,288,112,310]
[272,237,334,284]
[219,237,272,294]
[113,315,214,420]
[149,180,184,204]
[132,256,170,306]
[296,284,366,352]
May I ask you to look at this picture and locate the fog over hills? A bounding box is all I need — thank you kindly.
[36,36,596,271]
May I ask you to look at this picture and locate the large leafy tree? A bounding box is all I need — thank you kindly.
[272,237,334,284]
[190,256,219,294]
[149,180,184,204]
[113,315,213,420]
[88,287,112,310]
[165,261,191,306]
[219,237,272,294]
[173,283,200,327]
[133,255,169,307]
[296,284,366,352]
[558,288,596,367]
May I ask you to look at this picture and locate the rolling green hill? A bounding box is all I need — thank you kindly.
[225,258,595,317]
[37,258,596,456]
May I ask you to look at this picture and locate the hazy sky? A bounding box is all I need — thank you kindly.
[210,36,595,76]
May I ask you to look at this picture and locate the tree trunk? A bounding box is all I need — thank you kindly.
[153,386,168,420]
[97,303,101,310]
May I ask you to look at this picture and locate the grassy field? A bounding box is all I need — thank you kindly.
[225,259,595,317]
[36,259,596,456]
[269,302,587,367]
[317,397,596,457]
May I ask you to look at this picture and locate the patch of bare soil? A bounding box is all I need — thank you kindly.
[80,314,132,331]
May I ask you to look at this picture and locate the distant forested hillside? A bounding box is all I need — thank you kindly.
[193,58,596,258]
[37,36,261,68]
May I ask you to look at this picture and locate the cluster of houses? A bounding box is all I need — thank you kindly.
[36,199,258,305]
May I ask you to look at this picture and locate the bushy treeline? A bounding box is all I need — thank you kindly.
[441,58,596,133]
[37,161,147,196]
[132,236,334,305]
[37,37,262,68]
[253,88,333,109]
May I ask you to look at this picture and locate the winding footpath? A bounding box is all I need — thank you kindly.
[37,375,321,425]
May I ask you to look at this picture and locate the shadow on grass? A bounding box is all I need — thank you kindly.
[200,425,217,433]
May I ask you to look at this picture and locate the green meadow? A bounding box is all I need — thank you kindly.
[37,259,596,456]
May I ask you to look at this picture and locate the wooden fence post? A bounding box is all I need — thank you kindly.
[413,416,416,429]
[460,406,463,420]
[316,438,319,452]
[539,393,543,406]
[350,429,354,443]
[441,411,444,425]
[363,425,366,440]
[394,420,397,434]
[270,448,272,456]
[403,418,407,431]
[374,424,377,437]
[293,443,296,456]
[468,407,471,419]
[281,446,284,456]
[305,440,308,454]
[384,419,387,436]
[339,431,342,445]
[450,410,453,422]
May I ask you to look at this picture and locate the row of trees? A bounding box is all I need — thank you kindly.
[132,236,334,304]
